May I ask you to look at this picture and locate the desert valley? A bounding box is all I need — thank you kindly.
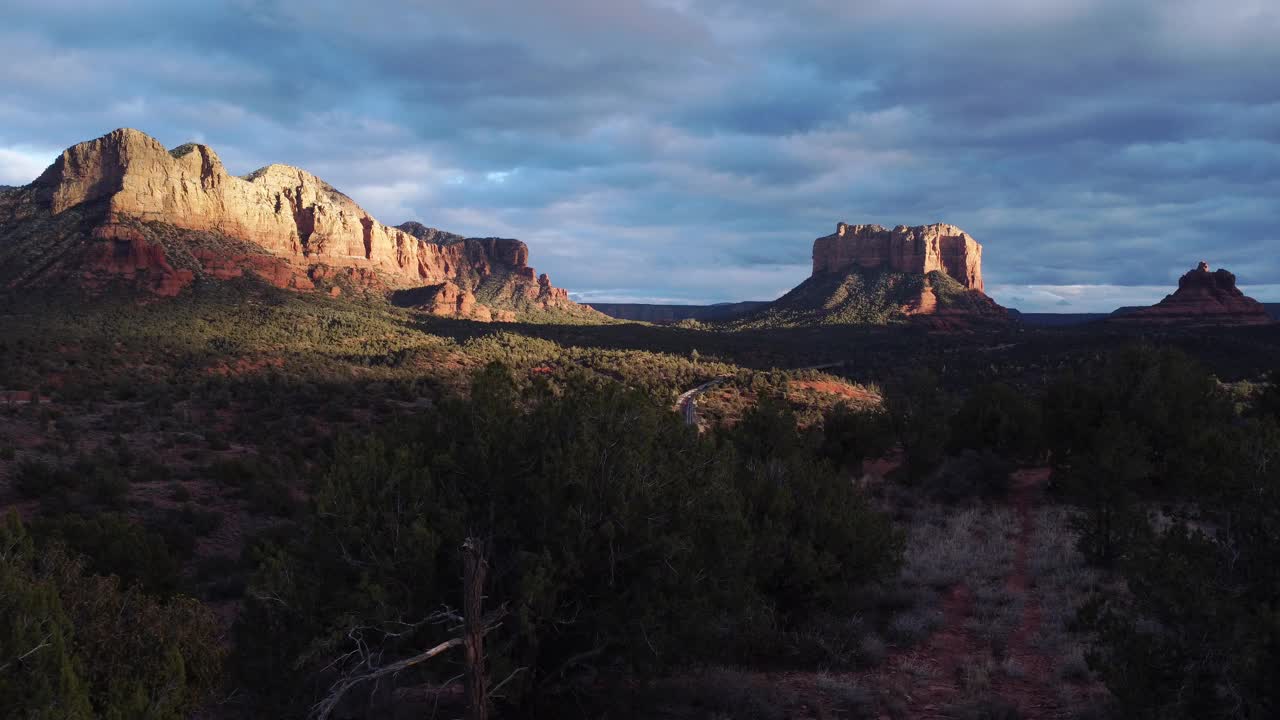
[8,5,1280,720]
[1,124,1277,720]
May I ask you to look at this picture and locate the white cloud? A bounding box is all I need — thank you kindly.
[0,145,56,185]
[3,0,1279,305]
[990,283,1171,313]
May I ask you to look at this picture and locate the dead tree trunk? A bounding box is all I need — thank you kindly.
[462,538,489,720]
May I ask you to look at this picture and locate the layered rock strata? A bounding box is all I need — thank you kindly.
[813,222,984,292]
[732,222,1004,329]
[4,128,586,320]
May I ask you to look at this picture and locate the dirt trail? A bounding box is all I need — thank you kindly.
[882,583,981,719]
[874,467,1064,719]
[991,467,1060,719]
[755,467,1078,718]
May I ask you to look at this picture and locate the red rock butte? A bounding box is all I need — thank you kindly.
[8,128,586,320]
[813,222,985,292]
[1113,261,1272,326]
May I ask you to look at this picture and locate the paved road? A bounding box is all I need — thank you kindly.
[675,377,728,426]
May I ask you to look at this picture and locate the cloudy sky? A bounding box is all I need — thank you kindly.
[3,0,1278,311]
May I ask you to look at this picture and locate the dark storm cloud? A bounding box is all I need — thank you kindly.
[2,0,1278,311]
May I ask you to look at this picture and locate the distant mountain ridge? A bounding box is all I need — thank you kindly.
[1007,310,1112,326]
[0,128,600,322]
[591,304,1280,328]
[1111,303,1280,322]
[588,301,769,323]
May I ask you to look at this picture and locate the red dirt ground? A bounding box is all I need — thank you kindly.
[790,380,881,404]
[989,468,1060,719]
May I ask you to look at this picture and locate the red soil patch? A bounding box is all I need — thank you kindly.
[863,448,904,480]
[790,380,880,404]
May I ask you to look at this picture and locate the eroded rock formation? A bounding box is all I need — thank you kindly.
[4,128,591,321]
[813,223,984,292]
[733,222,1004,329]
[1111,262,1271,326]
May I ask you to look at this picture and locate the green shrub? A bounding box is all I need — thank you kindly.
[949,382,1043,460]
[234,363,901,715]
[819,403,893,474]
[207,457,299,517]
[31,514,182,596]
[0,514,92,719]
[886,369,951,479]
[924,450,1014,503]
[725,396,903,616]
[14,460,78,499]
[87,470,129,509]
[0,513,223,719]
[1085,418,1280,718]
[1044,346,1231,497]
[1255,369,1280,420]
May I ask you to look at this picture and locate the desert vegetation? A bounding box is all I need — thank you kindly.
[1,287,1278,718]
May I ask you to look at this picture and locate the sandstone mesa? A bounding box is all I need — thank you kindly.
[814,222,985,292]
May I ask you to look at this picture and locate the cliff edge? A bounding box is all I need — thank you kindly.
[0,128,595,322]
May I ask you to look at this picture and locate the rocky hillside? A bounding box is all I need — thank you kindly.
[733,222,1006,329]
[0,128,599,322]
[1108,262,1272,326]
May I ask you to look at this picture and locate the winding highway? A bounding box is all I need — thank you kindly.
[674,376,728,426]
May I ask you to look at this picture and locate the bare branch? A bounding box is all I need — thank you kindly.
[489,667,527,699]
[310,637,463,720]
[309,606,506,720]
[0,635,52,674]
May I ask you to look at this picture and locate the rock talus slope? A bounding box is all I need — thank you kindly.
[2,128,592,321]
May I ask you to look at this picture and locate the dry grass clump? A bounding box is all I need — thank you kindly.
[954,657,999,696]
[888,605,943,644]
[1056,643,1090,682]
[880,504,1019,651]
[965,578,1023,658]
[897,655,940,681]
[1026,507,1104,659]
[899,506,1018,590]
[814,673,876,718]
